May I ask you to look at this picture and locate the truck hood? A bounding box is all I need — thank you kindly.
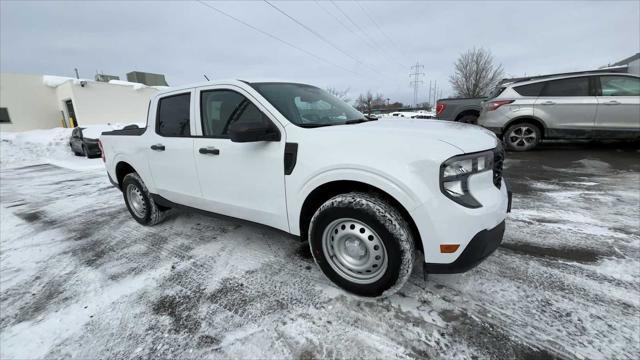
[310,118,498,153]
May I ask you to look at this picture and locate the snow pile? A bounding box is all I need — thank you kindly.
[0,126,111,170]
[1,128,73,167]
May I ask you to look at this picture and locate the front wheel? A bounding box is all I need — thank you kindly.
[504,122,541,151]
[122,173,168,226]
[308,192,415,297]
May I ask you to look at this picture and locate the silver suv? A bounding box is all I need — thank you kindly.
[477,73,640,151]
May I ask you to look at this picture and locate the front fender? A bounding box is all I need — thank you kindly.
[287,166,421,236]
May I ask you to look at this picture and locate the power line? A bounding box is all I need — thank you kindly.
[314,1,384,63]
[196,0,359,76]
[409,61,425,108]
[330,1,404,70]
[355,1,408,68]
[263,1,358,63]
[264,0,393,81]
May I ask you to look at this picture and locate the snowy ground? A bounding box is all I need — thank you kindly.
[1,133,639,359]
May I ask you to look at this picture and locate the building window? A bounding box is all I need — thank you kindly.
[0,108,11,123]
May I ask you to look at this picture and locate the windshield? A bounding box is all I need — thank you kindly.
[250,82,366,127]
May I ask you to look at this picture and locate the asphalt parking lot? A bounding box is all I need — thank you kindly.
[1,142,639,359]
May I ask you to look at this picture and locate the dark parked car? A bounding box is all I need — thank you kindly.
[69,126,110,158]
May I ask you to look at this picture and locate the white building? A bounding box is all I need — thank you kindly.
[0,73,164,132]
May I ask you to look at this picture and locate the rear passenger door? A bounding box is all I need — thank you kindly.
[146,90,202,204]
[594,75,640,136]
[534,76,597,137]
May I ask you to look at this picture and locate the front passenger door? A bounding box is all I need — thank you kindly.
[193,87,288,232]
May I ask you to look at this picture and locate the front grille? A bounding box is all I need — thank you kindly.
[493,144,504,189]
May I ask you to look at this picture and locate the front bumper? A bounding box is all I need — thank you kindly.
[411,172,510,265]
[424,220,505,273]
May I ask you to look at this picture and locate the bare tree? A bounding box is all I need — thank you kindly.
[326,87,351,103]
[449,48,504,98]
[355,91,385,114]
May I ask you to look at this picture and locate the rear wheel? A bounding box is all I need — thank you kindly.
[308,192,415,297]
[504,122,541,151]
[458,114,478,124]
[122,173,168,226]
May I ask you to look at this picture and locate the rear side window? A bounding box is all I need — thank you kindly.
[200,90,271,138]
[600,76,640,96]
[157,93,191,137]
[514,82,544,97]
[488,86,506,99]
[541,77,590,96]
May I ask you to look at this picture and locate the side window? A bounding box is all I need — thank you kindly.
[600,76,640,96]
[200,90,271,137]
[0,107,10,123]
[513,82,544,97]
[541,77,590,97]
[157,93,191,137]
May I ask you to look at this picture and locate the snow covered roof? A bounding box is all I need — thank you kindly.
[42,75,156,91]
[108,79,148,90]
[42,75,93,88]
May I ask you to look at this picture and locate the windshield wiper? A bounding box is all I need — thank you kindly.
[344,116,378,125]
[297,123,338,128]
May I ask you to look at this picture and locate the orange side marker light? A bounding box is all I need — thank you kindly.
[440,244,460,253]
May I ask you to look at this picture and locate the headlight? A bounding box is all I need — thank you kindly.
[440,151,493,208]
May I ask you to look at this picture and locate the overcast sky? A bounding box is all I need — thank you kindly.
[1,0,639,105]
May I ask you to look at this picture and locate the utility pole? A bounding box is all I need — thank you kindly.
[433,80,438,106]
[409,61,424,108]
[428,80,432,107]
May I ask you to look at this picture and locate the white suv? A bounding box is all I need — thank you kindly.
[99,80,510,297]
[478,73,640,151]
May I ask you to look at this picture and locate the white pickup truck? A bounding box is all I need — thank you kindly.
[99,80,511,297]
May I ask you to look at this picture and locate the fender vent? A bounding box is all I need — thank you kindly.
[284,143,298,175]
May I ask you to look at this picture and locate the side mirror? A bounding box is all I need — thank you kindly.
[228,120,281,143]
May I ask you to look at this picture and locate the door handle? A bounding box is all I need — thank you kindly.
[199,147,220,155]
[150,144,165,151]
[603,100,620,105]
[540,101,555,105]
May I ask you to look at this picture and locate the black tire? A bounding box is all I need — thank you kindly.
[308,192,415,297]
[122,173,167,226]
[458,114,478,124]
[503,122,541,151]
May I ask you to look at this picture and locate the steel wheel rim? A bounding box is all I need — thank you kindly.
[126,184,146,218]
[508,126,536,148]
[322,218,387,284]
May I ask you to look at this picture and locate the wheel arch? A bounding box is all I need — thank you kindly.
[503,116,547,138]
[454,109,481,122]
[298,180,423,253]
[115,161,138,189]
